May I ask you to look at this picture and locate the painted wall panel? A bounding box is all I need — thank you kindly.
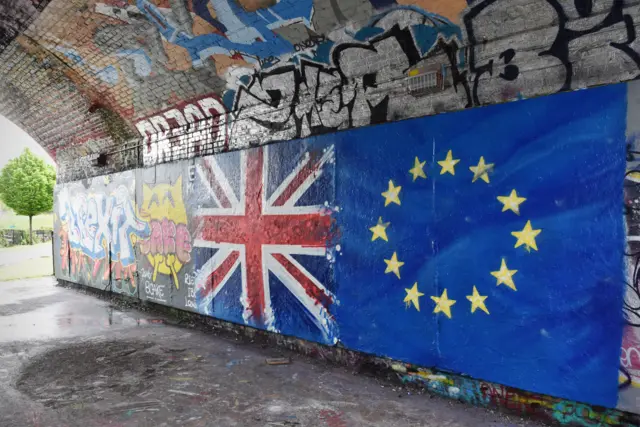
[54,171,148,296]
[619,79,640,412]
[334,83,627,408]
[190,142,338,345]
[136,162,194,308]
[53,82,633,412]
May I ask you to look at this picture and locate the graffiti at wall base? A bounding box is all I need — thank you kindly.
[54,83,634,415]
[397,365,638,426]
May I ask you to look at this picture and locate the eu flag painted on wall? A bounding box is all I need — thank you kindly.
[333,84,627,407]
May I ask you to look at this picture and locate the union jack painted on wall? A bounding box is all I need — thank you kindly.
[193,143,338,343]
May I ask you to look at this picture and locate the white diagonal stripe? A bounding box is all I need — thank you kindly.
[280,252,336,301]
[282,145,334,208]
[265,252,335,340]
[267,151,311,207]
[194,247,241,298]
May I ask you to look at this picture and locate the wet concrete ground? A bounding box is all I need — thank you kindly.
[0,277,546,427]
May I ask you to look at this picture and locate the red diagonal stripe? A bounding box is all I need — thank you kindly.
[199,250,240,298]
[272,152,323,207]
[271,253,333,309]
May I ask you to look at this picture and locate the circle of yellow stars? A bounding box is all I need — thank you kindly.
[369,150,543,318]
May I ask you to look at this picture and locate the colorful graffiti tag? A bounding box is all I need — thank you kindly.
[54,171,195,298]
[55,174,150,294]
[139,176,193,289]
[398,365,636,426]
[620,80,640,413]
[10,0,639,179]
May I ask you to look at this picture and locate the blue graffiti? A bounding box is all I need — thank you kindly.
[136,1,464,72]
[58,186,150,267]
[225,6,465,112]
[352,6,464,63]
[49,46,119,85]
[137,0,314,64]
[288,6,463,66]
[368,0,397,10]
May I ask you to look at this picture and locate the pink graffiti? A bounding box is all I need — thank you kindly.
[140,219,192,263]
[621,325,640,384]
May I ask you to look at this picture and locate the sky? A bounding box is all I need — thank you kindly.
[0,115,55,169]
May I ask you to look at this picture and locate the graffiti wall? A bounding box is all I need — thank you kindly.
[137,164,193,306]
[0,0,639,181]
[54,171,150,295]
[54,82,640,415]
[620,79,640,412]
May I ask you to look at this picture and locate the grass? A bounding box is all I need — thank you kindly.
[0,243,53,281]
[0,256,52,281]
[0,212,53,230]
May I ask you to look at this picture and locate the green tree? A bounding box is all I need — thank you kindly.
[0,149,55,244]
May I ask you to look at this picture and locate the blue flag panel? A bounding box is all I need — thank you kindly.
[332,84,627,407]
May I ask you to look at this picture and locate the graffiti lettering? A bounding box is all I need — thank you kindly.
[144,281,166,301]
[294,35,327,52]
[137,96,228,166]
[258,55,281,68]
[621,345,640,370]
[465,0,640,105]
[398,367,632,425]
[140,220,191,262]
[57,182,150,293]
[230,8,465,146]
[552,401,622,425]
[185,298,197,309]
[184,271,198,309]
[622,137,640,404]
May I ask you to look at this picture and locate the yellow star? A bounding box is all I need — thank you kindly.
[490,259,518,291]
[497,189,527,215]
[512,220,542,252]
[384,252,405,279]
[469,156,494,183]
[369,217,390,242]
[466,286,490,315]
[404,282,424,311]
[431,289,456,319]
[437,150,460,176]
[409,157,427,181]
[381,180,402,206]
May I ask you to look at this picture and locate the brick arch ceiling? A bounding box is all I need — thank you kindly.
[1,0,639,182]
[0,0,473,178]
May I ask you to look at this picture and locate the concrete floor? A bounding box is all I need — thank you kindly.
[0,243,52,267]
[0,277,546,427]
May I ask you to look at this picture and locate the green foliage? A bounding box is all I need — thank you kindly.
[0,149,56,244]
[0,149,55,218]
